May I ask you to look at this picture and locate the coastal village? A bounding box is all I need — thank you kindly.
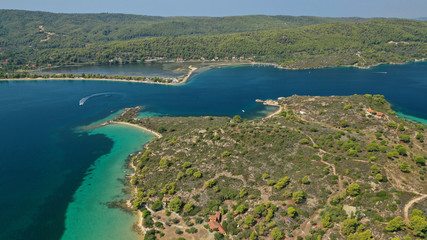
[111,94,427,240]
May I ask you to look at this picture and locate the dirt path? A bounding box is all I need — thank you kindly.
[404,193,427,221]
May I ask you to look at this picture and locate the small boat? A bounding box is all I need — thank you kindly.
[242,110,245,112]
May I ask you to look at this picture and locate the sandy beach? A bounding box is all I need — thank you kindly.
[105,121,163,138]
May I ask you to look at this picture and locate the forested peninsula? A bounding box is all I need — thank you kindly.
[113,94,427,240]
[0,10,427,78]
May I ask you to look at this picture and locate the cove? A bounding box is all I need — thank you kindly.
[61,123,154,240]
[0,61,426,240]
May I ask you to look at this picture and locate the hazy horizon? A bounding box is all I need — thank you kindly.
[1,0,426,19]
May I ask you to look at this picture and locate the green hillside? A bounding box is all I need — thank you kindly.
[0,11,426,72]
[0,10,362,49]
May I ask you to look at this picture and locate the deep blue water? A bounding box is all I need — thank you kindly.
[0,62,426,240]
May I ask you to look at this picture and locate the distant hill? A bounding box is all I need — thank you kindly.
[0,10,426,70]
[416,17,427,21]
[0,10,363,49]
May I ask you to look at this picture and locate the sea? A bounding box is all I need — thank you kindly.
[0,62,426,240]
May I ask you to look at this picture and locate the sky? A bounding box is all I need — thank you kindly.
[1,0,426,18]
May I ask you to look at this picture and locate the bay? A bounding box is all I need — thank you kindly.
[0,62,426,240]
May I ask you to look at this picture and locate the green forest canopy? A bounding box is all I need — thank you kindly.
[0,10,426,70]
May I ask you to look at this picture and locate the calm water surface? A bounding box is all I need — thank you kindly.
[0,62,426,239]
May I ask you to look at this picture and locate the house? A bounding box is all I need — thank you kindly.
[209,211,221,222]
[297,111,306,115]
[208,211,225,234]
[162,197,170,203]
[208,220,226,234]
[377,112,384,117]
[176,57,183,62]
[367,110,374,114]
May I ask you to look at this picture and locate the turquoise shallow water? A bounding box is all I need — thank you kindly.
[62,124,153,240]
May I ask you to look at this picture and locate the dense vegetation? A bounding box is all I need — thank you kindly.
[116,95,426,239]
[1,10,426,72]
[0,10,362,49]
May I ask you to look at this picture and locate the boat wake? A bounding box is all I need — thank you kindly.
[375,72,387,74]
[79,92,123,106]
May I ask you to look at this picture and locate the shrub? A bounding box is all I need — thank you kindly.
[375,174,384,181]
[346,183,361,196]
[414,156,426,166]
[321,215,333,229]
[341,121,349,128]
[152,200,163,211]
[205,180,216,188]
[262,172,270,179]
[399,161,410,173]
[274,176,290,190]
[343,104,353,110]
[341,218,360,236]
[366,142,380,152]
[233,115,242,123]
[221,151,231,158]
[244,215,256,227]
[416,133,424,142]
[292,190,306,203]
[399,134,410,143]
[169,197,183,212]
[271,227,284,240]
[301,176,311,184]
[183,202,195,213]
[388,121,397,128]
[288,207,297,217]
[185,227,198,234]
[235,204,248,214]
[370,164,381,174]
[193,171,202,178]
[385,216,405,232]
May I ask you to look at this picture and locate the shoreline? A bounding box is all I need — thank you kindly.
[0,65,199,86]
[177,65,198,85]
[1,59,425,85]
[89,96,426,239]
[89,119,162,237]
[102,121,163,139]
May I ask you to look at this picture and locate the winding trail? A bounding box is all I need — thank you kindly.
[404,193,427,221]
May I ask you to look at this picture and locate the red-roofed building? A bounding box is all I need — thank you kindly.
[377,112,384,117]
[208,211,225,234]
[208,220,226,234]
[209,211,221,222]
[367,110,374,113]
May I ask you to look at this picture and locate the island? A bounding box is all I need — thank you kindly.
[103,94,426,240]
